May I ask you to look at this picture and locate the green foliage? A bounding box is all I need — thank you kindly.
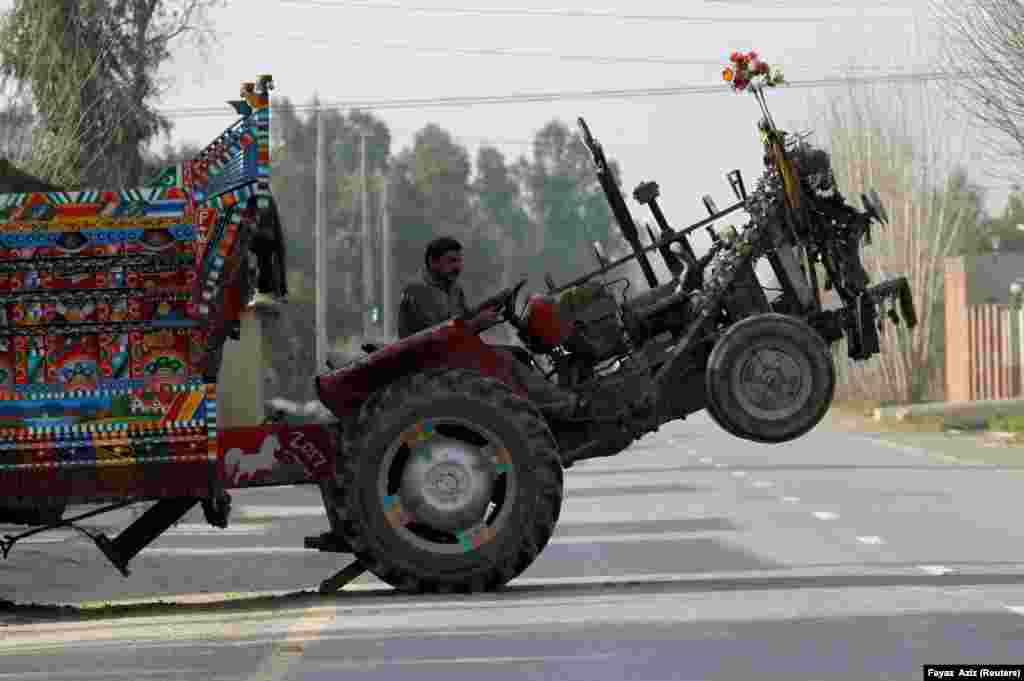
[254,106,638,398]
[0,0,224,187]
[517,120,628,289]
[962,190,1024,254]
[987,414,1024,432]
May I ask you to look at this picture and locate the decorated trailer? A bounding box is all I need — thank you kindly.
[0,75,349,589]
[1,59,918,596]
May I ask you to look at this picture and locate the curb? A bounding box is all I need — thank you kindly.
[873,398,1024,429]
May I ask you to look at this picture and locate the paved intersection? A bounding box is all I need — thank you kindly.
[3,412,1024,679]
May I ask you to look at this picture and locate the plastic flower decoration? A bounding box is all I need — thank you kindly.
[723,50,785,93]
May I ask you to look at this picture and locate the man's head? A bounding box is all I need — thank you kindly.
[425,236,463,283]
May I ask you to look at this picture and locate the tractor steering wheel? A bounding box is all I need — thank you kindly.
[502,278,528,326]
[465,278,528,330]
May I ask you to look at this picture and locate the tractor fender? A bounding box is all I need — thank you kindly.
[314,320,528,421]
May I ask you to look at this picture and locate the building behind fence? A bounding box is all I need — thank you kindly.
[945,253,1024,402]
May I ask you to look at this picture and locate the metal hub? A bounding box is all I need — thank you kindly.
[732,344,813,420]
[398,434,497,534]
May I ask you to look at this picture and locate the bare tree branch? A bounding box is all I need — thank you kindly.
[811,79,979,404]
[933,0,1024,177]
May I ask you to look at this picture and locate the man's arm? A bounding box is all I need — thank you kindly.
[397,288,430,339]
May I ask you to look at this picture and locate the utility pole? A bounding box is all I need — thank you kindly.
[360,131,374,340]
[379,170,391,339]
[314,101,327,371]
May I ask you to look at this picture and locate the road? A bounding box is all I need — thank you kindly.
[4,412,1024,680]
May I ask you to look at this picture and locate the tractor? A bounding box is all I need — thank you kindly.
[0,69,915,597]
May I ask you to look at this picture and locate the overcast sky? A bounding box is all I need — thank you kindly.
[2,1,1013,251]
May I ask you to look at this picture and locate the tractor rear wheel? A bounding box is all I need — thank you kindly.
[706,313,835,443]
[332,368,563,594]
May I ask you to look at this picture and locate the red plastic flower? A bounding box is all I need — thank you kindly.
[722,48,784,92]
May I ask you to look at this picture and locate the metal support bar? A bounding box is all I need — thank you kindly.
[0,500,137,559]
[304,532,351,553]
[319,560,367,594]
[550,201,745,294]
[94,498,199,577]
[652,304,718,390]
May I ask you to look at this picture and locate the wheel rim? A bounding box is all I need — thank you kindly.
[729,341,814,422]
[377,417,517,555]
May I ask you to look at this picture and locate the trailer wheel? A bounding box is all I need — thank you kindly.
[332,368,563,594]
[706,313,835,443]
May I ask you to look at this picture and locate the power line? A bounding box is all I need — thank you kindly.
[276,0,901,22]
[704,0,913,5]
[250,32,923,70]
[158,71,968,119]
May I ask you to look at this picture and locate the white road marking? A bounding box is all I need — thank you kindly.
[165,524,270,536]
[236,506,323,519]
[699,457,713,464]
[16,534,72,545]
[856,536,885,545]
[572,460,695,475]
[781,496,800,503]
[812,511,839,520]
[918,565,955,576]
[750,481,774,488]
[852,436,928,457]
[314,653,618,670]
[714,463,728,469]
[1003,605,1024,617]
[730,471,747,478]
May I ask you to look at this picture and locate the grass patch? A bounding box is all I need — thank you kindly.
[987,414,1024,433]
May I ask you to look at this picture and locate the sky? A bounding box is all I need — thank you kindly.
[0,0,1013,254]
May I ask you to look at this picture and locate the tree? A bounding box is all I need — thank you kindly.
[389,124,483,300]
[472,145,529,296]
[816,80,984,404]
[139,140,203,182]
[263,96,393,399]
[961,190,1024,254]
[0,0,224,188]
[518,119,630,292]
[0,98,34,163]
[933,0,1024,173]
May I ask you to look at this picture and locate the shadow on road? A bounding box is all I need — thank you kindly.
[5,564,1024,624]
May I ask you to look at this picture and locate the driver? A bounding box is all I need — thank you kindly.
[398,236,585,420]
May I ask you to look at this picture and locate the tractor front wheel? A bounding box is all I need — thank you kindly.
[706,313,835,443]
[332,369,564,594]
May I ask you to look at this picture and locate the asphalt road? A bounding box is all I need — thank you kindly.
[4,412,1024,680]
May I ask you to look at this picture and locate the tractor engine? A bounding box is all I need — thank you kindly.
[557,282,626,360]
[520,282,626,363]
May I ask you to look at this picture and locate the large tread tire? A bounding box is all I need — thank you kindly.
[706,313,835,444]
[332,368,563,594]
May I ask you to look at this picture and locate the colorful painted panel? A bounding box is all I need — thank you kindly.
[0,383,217,499]
[0,74,276,501]
[219,423,334,488]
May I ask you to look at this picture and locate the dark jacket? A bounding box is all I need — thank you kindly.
[397,268,469,339]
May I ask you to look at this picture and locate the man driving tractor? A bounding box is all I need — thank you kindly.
[397,236,587,420]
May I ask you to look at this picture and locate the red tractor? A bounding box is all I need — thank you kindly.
[0,73,915,596]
